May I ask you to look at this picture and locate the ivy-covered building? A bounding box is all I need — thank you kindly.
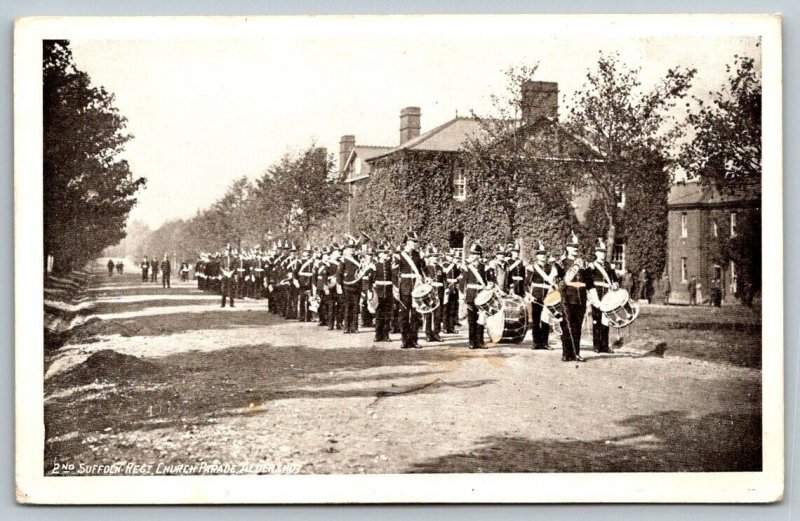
[666,181,760,304]
[345,81,610,260]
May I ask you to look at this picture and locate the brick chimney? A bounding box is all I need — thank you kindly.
[339,135,355,175]
[521,81,558,122]
[399,107,421,145]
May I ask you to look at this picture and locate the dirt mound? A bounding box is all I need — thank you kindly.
[58,349,161,386]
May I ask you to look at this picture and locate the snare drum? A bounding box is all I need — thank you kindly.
[308,294,321,312]
[599,289,640,328]
[412,283,440,314]
[542,290,563,321]
[474,288,503,317]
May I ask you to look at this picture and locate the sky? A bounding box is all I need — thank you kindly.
[67,18,761,230]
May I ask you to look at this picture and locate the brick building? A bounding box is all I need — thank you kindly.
[666,181,760,304]
[338,136,392,229]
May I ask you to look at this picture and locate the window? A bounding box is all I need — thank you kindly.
[730,260,738,294]
[712,220,718,237]
[615,189,626,209]
[681,213,688,238]
[730,212,738,237]
[453,166,466,201]
[611,242,625,273]
[713,264,722,281]
[681,257,688,283]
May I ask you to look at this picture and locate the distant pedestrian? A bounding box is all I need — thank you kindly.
[150,257,158,283]
[662,273,671,305]
[116,261,124,274]
[688,276,697,306]
[638,267,650,302]
[140,257,149,282]
[160,256,172,288]
[711,278,722,307]
[180,262,190,282]
[107,259,114,277]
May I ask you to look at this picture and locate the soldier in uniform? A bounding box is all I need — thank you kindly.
[296,244,315,322]
[327,243,344,330]
[588,238,619,353]
[338,237,362,334]
[441,249,461,334]
[423,246,445,342]
[285,243,300,319]
[160,255,172,288]
[526,240,556,350]
[460,241,488,349]
[360,246,376,328]
[372,241,394,342]
[554,231,595,362]
[505,242,526,297]
[393,231,424,349]
[316,248,330,327]
[390,244,403,335]
[141,257,150,282]
[220,251,236,308]
[107,259,115,277]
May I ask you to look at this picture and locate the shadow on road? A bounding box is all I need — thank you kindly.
[409,409,762,473]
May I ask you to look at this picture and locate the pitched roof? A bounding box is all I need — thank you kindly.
[667,181,760,208]
[340,145,393,182]
[367,117,487,162]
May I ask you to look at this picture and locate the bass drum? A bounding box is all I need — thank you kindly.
[485,294,529,344]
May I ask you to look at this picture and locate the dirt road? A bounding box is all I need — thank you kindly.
[44,270,762,475]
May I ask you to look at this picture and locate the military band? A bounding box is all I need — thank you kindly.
[185,229,632,362]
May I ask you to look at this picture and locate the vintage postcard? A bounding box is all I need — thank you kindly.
[15,14,782,503]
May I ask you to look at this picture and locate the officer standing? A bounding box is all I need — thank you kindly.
[554,231,595,362]
[526,240,556,350]
[393,231,424,349]
[316,248,330,327]
[505,242,526,297]
[589,239,619,353]
[327,243,344,330]
[360,246,376,328]
[220,251,236,308]
[460,241,487,349]
[372,241,394,342]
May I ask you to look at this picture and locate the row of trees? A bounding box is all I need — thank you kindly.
[44,40,146,273]
[128,145,344,262]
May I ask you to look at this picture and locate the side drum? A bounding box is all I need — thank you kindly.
[599,289,640,328]
[412,283,440,314]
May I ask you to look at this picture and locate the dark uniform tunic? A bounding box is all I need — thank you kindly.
[505,258,526,297]
[554,257,594,360]
[296,257,315,322]
[393,250,424,348]
[526,261,557,349]
[326,258,343,330]
[441,261,461,333]
[423,261,445,340]
[337,255,362,333]
[360,258,376,328]
[371,256,393,341]
[589,259,618,352]
[220,256,236,307]
[315,260,329,326]
[160,259,171,288]
[459,260,487,348]
[141,260,150,282]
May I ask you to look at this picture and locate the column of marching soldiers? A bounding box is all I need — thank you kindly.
[191,230,620,362]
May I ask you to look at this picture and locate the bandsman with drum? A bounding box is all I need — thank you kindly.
[460,241,488,349]
[588,238,619,353]
[526,240,557,350]
[554,231,595,362]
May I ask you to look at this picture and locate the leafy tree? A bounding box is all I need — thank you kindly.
[565,52,696,274]
[681,53,761,195]
[43,40,146,272]
[683,53,762,304]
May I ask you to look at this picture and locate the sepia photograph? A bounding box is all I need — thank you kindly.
[15,14,782,503]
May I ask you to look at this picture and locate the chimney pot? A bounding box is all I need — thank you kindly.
[339,135,355,175]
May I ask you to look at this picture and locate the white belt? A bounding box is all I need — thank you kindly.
[400,274,417,279]
[531,283,551,289]
[299,272,313,276]
[447,278,458,283]
[255,269,264,272]
[430,282,443,287]
[374,281,392,286]
[236,268,245,272]
[362,276,370,280]
[512,276,523,281]
[467,283,484,289]
[595,282,610,287]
